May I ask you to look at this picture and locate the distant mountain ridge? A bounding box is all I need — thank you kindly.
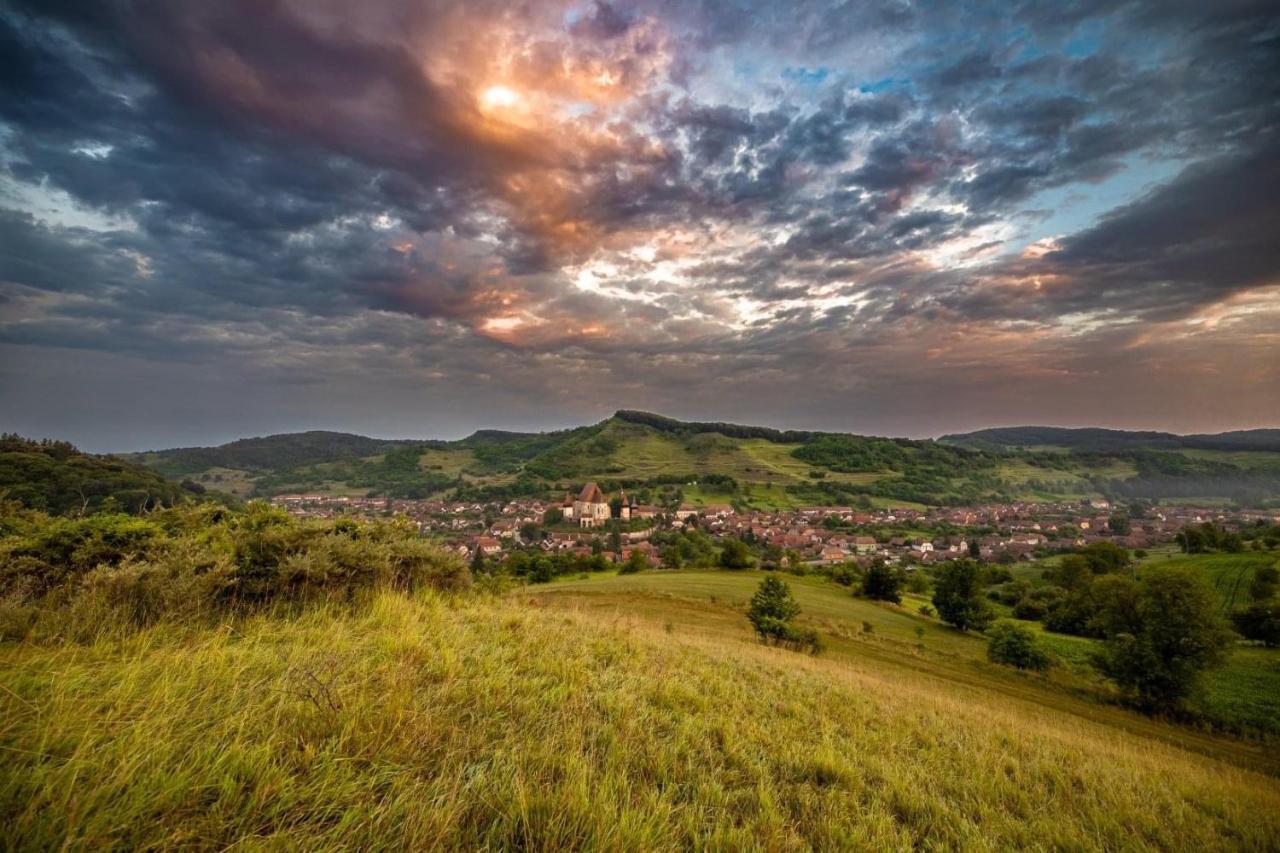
[132,430,426,476]
[940,426,1280,453]
[118,412,1280,507]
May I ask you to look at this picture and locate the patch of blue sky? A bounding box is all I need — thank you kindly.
[856,76,911,94]
[1004,154,1187,253]
[781,66,831,84]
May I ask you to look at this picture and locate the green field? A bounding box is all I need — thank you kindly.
[540,568,1280,741]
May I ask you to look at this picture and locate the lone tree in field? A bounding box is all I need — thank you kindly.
[932,560,993,632]
[1095,567,1233,710]
[747,576,819,652]
[861,560,903,603]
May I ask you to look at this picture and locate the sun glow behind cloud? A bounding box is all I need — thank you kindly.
[1,0,1277,445]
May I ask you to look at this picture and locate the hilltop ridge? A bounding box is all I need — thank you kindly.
[108,412,1280,508]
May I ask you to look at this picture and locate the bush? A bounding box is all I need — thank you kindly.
[618,550,648,575]
[986,621,1052,671]
[1232,601,1280,647]
[988,579,1032,606]
[0,504,471,642]
[1012,586,1062,621]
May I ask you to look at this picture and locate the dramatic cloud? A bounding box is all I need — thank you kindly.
[0,0,1277,449]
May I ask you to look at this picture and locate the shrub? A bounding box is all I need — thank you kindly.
[0,504,470,642]
[986,621,1052,671]
[905,571,930,594]
[1250,565,1279,602]
[988,578,1032,606]
[618,550,648,575]
[1012,586,1062,621]
[1232,601,1280,647]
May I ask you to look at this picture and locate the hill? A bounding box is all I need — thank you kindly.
[4,587,1279,847]
[0,434,190,514]
[2,503,1278,847]
[130,430,425,476]
[128,413,1280,507]
[940,425,1280,453]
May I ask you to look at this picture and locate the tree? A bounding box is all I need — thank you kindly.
[1107,514,1131,535]
[747,575,800,641]
[519,521,542,542]
[931,560,993,632]
[1095,567,1233,710]
[861,560,903,603]
[1047,554,1094,591]
[746,576,820,653]
[542,507,564,526]
[618,549,648,575]
[1078,541,1131,575]
[987,621,1052,671]
[719,537,755,569]
[528,557,554,584]
[1250,565,1279,602]
[1232,601,1280,647]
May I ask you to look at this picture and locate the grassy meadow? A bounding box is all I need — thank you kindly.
[4,587,1280,850]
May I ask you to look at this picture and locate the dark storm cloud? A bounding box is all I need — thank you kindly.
[1,0,1278,446]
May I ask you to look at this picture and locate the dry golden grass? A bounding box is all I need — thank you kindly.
[2,590,1278,850]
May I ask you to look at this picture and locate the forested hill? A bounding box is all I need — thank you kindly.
[940,426,1280,453]
[131,431,427,476]
[0,434,189,514]
[119,412,1280,508]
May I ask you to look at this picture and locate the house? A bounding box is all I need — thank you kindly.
[472,536,502,556]
[853,536,877,555]
[818,545,849,564]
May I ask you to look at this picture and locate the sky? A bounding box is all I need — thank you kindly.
[0,0,1277,452]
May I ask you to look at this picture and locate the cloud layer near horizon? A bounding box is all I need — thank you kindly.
[0,0,1277,450]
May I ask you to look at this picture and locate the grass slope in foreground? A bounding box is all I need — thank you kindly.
[3,591,1279,849]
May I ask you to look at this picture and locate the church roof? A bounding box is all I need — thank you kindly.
[577,482,607,504]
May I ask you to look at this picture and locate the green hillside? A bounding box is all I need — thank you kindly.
[0,434,191,514]
[129,413,1280,507]
[5,583,1279,848]
[3,503,1279,847]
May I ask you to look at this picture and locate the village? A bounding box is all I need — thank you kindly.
[270,482,1276,570]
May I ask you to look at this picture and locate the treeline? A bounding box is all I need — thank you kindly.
[0,501,469,643]
[0,434,189,515]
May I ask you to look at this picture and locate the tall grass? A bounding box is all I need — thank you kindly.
[3,590,1278,850]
